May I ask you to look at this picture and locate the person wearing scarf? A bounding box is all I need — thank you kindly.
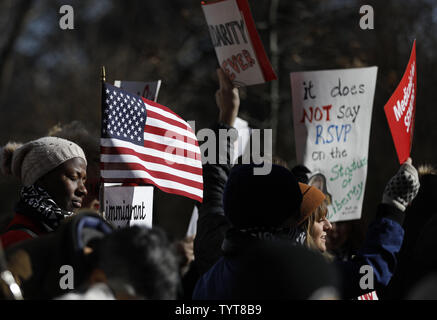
[0,136,87,249]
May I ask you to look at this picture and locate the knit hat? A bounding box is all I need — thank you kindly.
[298,183,326,225]
[1,136,87,186]
[223,163,302,229]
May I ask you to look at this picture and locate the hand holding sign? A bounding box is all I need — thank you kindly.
[382,157,420,212]
[216,68,240,126]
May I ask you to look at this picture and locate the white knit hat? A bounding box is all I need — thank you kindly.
[1,136,87,186]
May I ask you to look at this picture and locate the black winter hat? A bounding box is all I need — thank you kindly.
[223,163,302,229]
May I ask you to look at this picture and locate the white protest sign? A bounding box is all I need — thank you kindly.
[291,66,377,222]
[114,80,162,102]
[103,186,153,228]
[186,206,199,237]
[201,0,276,87]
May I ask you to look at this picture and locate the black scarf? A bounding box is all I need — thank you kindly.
[15,185,73,232]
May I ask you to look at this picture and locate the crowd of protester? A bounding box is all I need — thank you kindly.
[0,68,435,300]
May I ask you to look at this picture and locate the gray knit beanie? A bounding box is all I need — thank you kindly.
[1,136,87,186]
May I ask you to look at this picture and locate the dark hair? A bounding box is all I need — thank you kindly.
[95,226,180,299]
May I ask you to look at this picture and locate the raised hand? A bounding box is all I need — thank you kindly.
[215,68,240,127]
[382,157,420,211]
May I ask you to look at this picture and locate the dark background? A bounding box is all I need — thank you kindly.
[0,0,436,240]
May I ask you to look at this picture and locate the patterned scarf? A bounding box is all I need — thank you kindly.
[15,185,73,232]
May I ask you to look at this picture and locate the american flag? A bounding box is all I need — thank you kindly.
[100,83,203,202]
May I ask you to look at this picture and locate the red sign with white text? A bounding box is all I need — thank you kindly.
[384,41,417,164]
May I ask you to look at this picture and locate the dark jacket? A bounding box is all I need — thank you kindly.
[193,206,404,300]
[192,123,235,277]
[5,212,113,299]
[193,228,341,300]
[380,173,437,299]
[335,204,405,298]
[192,124,406,300]
[193,162,232,276]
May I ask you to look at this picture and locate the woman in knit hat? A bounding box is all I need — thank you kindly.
[47,121,101,211]
[0,136,88,249]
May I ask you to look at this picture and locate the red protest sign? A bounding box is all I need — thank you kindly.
[201,0,277,86]
[384,40,417,164]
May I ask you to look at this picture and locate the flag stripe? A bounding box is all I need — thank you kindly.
[101,163,203,190]
[147,109,190,132]
[143,139,201,161]
[100,154,203,183]
[146,116,197,141]
[143,99,190,127]
[100,144,203,175]
[143,132,200,154]
[100,170,203,198]
[102,177,203,202]
[144,125,199,147]
[101,138,202,168]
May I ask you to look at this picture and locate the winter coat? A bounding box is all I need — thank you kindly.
[5,212,113,299]
[184,123,230,275]
[0,212,47,250]
[193,227,340,300]
[380,173,437,299]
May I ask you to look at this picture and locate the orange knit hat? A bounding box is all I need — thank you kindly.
[297,183,326,225]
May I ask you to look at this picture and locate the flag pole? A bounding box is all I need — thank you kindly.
[101,65,106,82]
[99,66,106,214]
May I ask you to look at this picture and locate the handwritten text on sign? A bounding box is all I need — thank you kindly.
[103,186,153,229]
[291,67,377,222]
[201,0,276,86]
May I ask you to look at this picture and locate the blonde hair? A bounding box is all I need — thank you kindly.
[303,200,334,261]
